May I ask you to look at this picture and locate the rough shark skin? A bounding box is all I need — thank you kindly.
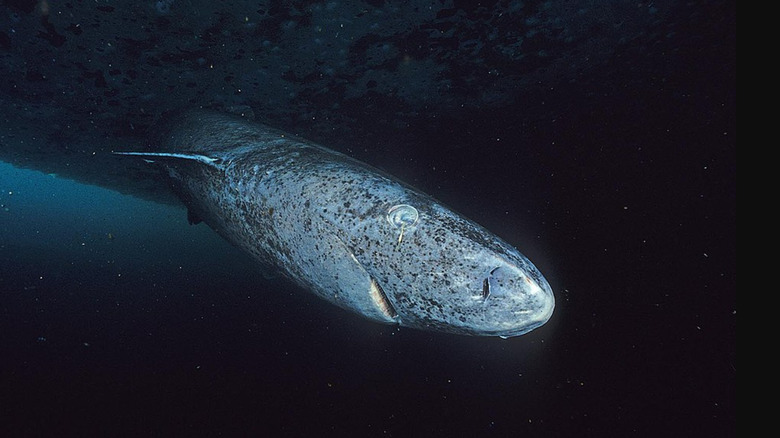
[117,111,554,337]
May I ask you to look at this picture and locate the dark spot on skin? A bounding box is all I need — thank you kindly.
[0,31,10,50]
[25,70,46,82]
[37,17,66,47]
[65,23,83,36]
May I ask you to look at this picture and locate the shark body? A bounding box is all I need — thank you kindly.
[116,111,554,337]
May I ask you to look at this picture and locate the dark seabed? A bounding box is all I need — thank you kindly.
[1,1,734,436]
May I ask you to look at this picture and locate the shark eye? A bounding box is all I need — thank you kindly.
[386,204,419,228]
[387,204,419,250]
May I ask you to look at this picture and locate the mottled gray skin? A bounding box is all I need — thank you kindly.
[122,111,554,337]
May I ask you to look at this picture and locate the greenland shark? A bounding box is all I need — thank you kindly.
[115,111,554,337]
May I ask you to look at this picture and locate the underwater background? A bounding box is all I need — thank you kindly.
[1,1,735,436]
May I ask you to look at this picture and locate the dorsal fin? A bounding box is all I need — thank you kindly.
[113,151,223,169]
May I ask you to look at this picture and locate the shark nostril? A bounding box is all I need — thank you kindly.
[482,278,490,300]
[485,266,520,298]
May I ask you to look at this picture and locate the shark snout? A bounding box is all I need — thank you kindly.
[481,260,555,337]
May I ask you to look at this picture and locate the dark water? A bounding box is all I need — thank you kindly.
[1,1,735,436]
